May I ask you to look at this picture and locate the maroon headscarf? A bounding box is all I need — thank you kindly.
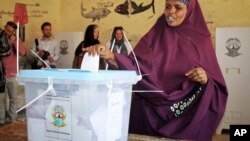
[113,0,228,140]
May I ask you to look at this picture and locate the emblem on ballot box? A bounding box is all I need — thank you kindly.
[52,105,66,127]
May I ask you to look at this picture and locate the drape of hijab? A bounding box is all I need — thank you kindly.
[74,24,100,56]
[113,0,228,140]
[109,26,128,55]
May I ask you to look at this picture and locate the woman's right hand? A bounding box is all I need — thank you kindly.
[82,45,118,67]
[82,45,114,60]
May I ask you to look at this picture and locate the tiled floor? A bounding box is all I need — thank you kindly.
[0,121,229,141]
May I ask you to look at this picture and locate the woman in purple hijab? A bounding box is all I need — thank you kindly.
[85,0,228,140]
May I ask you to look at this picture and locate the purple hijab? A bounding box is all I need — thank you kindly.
[114,0,228,140]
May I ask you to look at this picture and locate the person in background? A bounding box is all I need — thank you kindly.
[32,22,59,68]
[0,21,26,127]
[84,0,228,140]
[72,24,105,69]
[106,26,131,55]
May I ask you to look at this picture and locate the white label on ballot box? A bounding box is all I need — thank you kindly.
[107,91,125,141]
[45,95,72,140]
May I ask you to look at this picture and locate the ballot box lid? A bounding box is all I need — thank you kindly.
[17,69,139,85]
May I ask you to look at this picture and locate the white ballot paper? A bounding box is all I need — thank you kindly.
[81,53,100,72]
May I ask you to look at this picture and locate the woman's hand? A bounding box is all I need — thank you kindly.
[82,45,118,67]
[185,67,208,85]
[82,45,113,60]
[82,45,104,56]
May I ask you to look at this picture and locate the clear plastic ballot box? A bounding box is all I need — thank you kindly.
[17,69,138,141]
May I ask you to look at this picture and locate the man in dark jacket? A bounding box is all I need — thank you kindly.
[0,21,17,127]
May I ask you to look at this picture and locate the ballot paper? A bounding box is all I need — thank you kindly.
[81,53,100,72]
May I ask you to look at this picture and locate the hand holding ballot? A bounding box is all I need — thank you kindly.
[82,45,118,68]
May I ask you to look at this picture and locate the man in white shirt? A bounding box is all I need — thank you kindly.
[32,22,59,68]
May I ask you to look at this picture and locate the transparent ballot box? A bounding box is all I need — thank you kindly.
[17,69,138,141]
